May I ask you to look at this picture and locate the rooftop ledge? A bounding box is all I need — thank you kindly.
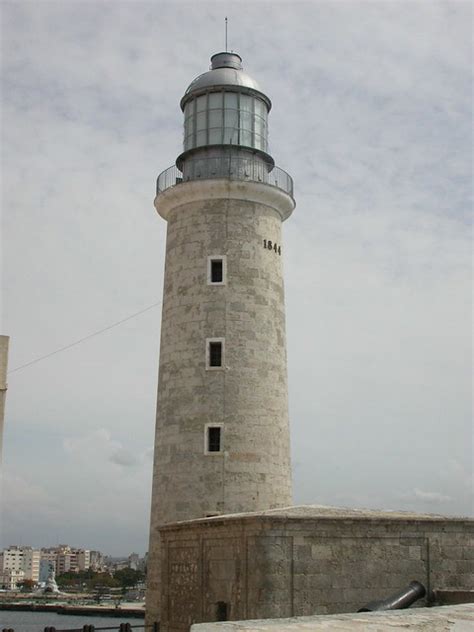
[159,504,474,530]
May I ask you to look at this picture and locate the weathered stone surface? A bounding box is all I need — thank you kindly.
[158,506,474,631]
[191,604,474,631]
[146,180,295,624]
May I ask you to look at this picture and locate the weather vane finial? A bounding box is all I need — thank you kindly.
[225,17,228,52]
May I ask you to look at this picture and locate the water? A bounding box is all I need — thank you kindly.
[0,610,143,632]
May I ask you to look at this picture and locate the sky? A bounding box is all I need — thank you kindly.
[0,1,472,556]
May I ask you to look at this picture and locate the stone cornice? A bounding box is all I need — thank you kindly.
[154,179,295,222]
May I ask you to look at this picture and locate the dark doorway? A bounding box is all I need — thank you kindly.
[216,601,229,621]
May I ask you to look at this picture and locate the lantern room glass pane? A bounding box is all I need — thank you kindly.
[182,91,269,153]
[209,109,223,127]
[184,101,193,118]
[196,111,207,132]
[196,130,206,146]
[224,108,239,129]
[254,99,266,117]
[240,95,252,112]
[196,95,207,112]
[185,115,194,136]
[224,92,238,108]
[209,128,222,144]
[255,116,265,137]
[209,92,222,108]
[254,134,264,150]
[240,111,252,132]
[223,128,237,144]
[241,130,252,146]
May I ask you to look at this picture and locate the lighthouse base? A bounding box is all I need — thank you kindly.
[148,505,474,632]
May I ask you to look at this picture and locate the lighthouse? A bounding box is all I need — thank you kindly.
[146,52,295,620]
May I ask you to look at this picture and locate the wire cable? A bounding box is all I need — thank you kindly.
[8,300,162,374]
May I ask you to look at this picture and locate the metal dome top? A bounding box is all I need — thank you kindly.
[180,52,271,111]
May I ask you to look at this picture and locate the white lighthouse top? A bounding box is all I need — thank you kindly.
[181,52,271,111]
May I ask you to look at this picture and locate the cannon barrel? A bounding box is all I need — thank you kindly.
[358,580,426,612]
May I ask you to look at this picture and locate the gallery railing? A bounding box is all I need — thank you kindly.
[156,156,294,198]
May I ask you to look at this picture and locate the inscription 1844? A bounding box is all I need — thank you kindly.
[263,239,281,255]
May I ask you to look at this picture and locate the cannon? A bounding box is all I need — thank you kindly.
[358,580,426,612]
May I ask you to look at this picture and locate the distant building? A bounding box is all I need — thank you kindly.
[22,548,40,581]
[0,545,101,584]
[77,548,90,571]
[138,554,147,573]
[0,568,25,590]
[0,546,40,584]
[112,560,129,572]
[40,545,91,575]
[56,546,74,574]
[128,552,140,570]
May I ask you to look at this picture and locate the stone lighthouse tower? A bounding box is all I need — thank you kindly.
[147,51,295,620]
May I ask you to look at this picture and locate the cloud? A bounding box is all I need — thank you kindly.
[1,2,471,552]
[63,429,143,468]
[110,448,141,468]
[398,488,452,504]
[1,474,63,544]
[144,447,154,462]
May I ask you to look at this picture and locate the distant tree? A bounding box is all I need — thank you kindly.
[56,572,81,589]
[113,568,144,589]
[56,569,119,592]
[89,573,120,590]
[17,579,35,592]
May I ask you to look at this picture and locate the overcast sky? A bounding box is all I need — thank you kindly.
[1,1,472,556]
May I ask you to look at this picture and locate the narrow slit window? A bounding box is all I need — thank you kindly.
[207,255,226,285]
[207,427,221,452]
[209,341,222,367]
[211,259,223,283]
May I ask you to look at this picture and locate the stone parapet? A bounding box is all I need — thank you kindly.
[191,603,474,631]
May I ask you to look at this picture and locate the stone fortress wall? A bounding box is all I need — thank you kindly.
[158,506,474,632]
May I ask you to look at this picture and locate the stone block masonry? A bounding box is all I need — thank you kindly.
[158,505,474,632]
[191,603,474,631]
[146,50,295,626]
[146,180,295,625]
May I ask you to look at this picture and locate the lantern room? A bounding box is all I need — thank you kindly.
[176,52,273,170]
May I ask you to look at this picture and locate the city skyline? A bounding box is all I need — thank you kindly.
[1,2,472,555]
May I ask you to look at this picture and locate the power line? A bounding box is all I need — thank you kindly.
[8,300,162,375]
